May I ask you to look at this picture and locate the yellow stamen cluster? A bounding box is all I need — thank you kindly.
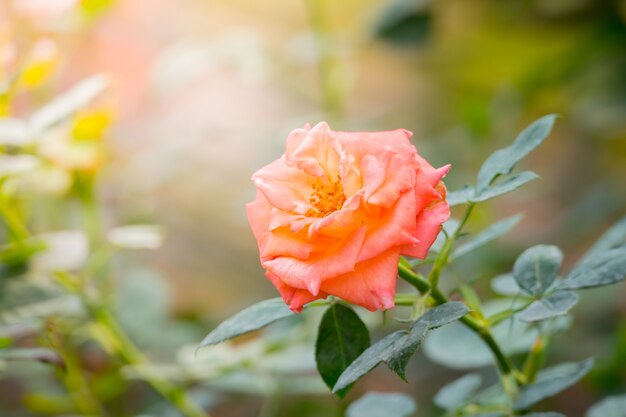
[306,178,346,218]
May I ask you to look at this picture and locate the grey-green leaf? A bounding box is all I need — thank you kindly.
[315,303,370,396]
[513,357,594,410]
[579,216,626,265]
[472,171,540,203]
[333,331,405,392]
[513,245,563,296]
[386,321,428,380]
[447,186,475,207]
[387,303,469,379]
[476,114,557,191]
[518,291,579,323]
[199,298,294,347]
[452,215,523,260]
[586,394,626,417]
[491,273,521,296]
[420,302,470,329]
[347,392,417,417]
[560,248,626,290]
[434,373,482,410]
[334,302,467,391]
[333,301,469,393]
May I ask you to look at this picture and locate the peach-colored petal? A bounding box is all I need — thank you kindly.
[364,150,417,208]
[285,122,342,178]
[266,271,327,313]
[357,190,420,263]
[262,226,313,260]
[246,193,272,254]
[262,226,367,296]
[252,156,313,213]
[402,181,450,258]
[320,250,401,311]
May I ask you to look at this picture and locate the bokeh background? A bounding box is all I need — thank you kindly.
[1,0,625,416]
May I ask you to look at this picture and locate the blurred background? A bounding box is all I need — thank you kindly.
[0,0,625,416]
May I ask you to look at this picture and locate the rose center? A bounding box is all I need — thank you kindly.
[306,178,346,218]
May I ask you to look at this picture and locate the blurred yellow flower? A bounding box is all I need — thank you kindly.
[71,109,113,141]
[18,38,59,89]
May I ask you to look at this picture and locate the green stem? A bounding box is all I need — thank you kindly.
[0,193,31,243]
[523,335,547,384]
[49,328,108,416]
[398,264,517,378]
[90,306,209,417]
[427,204,475,289]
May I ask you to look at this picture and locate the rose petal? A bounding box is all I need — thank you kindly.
[285,122,342,178]
[357,190,420,263]
[402,181,450,258]
[252,157,313,213]
[266,270,327,313]
[320,249,400,311]
[262,226,367,296]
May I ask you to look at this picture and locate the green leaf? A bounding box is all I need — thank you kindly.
[434,373,482,410]
[451,215,523,260]
[333,331,405,392]
[386,321,428,380]
[560,248,626,290]
[513,358,594,410]
[586,394,626,417]
[447,186,475,207]
[513,245,563,296]
[579,215,626,264]
[334,302,467,391]
[0,280,82,324]
[420,302,470,329]
[424,299,552,369]
[372,0,430,47]
[490,273,521,296]
[199,298,294,347]
[347,392,417,417]
[518,291,578,323]
[315,303,370,396]
[472,171,539,203]
[476,114,557,191]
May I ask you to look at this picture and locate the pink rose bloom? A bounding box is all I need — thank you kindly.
[247,122,450,312]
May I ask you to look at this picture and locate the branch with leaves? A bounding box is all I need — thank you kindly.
[201,116,626,417]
